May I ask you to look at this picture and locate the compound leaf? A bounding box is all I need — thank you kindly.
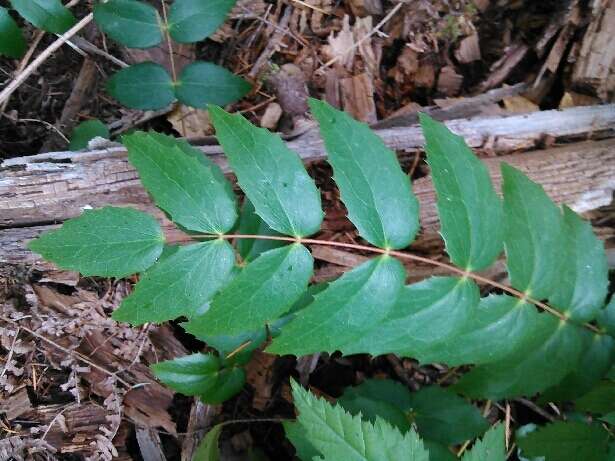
[11,0,75,34]
[0,7,26,58]
[93,0,162,48]
[151,353,245,404]
[168,0,236,43]
[407,386,489,445]
[291,380,430,461]
[420,114,503,271]
[502,163,564,300]
[344,277,479,358]
[210,105,323,237]
[28,207,164,278]
[309,98,419,250]
[235,199,285,262]
[175,61,251,108]
[69,119,110,150]
[268,256,405,356]
[454,321,587,399]
[462,424,505,461]
[124,131,238,234]
[548,206,608,322]
[184,244,313,336]
[106,62,174,110]
[516,421,609,461]
[113,240,235,325]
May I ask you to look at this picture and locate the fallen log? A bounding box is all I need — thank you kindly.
[1,104,614,229]
[2,138,614,272]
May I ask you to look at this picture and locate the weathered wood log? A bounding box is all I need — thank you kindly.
[1,104,614,229]
[2,138,614,272]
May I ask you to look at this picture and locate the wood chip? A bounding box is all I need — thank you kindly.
[437,66,463,96]
[348,0,383,16]
[503,95,540,113]
[455,33,481,63]
[0,387,32,420]
[260,102,283,129]
[559,91,600,108]
[167,106,212,138]
[340,73,378,123]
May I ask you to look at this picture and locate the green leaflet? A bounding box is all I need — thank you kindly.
[113,240,235,325]
[193,423,223,461]
[10,0,75,34]
[168,0,236,43]
[284,421,320,461]
[406,386,489,446]
[575,381,615,414]
[338,379,414,432]
[69,119,110,150]
[549,206,608,322]
[540,333,615,403]
[418,295,551,367]
[502,163,565,300]
[106,62,175,110]
[344,277,479,358]
[425,442,456,461]
[598,295,615,336]
[600,413,615,426]
[268,256,405,356]
[454,321,588,399]
[184,244,313,336]
[420,114,503,271]
[309,98,419,250]
[93,0,163,49]
[235,199,285,262]
[462,424,506,461]
[516,421,610,461]
[210,105,323,237]
[175,61,251,108]
[28,207,164,278]
[151,353,245,404]
[124,131,238,234]
[291,380,430,461]
[0,7,26,58]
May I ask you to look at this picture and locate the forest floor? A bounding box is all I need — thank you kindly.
[1,0,614,459]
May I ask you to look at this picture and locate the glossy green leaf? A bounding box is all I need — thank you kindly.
[425,442,456,461]
[516,421,609,461]
[502,163,565,299]
[175,61,251,108]
[235,199,285,262]
[600,413,615,425]
[346,277,479,358]
[309,98,419,249]
[93,0,162,48]
[106,62,174,110]
[338,379,413,432]
[28,207,164,278]
[599,295,615,336]
[69,119,110,150]
[418,295,553,367]
[199,326,267,367]
[268,256,405,355]
[124,131,238,234]
[540,333,615,403]
[291,380,430,461]
[455,321,588,399]
[151,353,245,404]
[168,0,236,43]
[0,7,26,58]
[420,114,503,271]
[549,206,608,321]
[407,386,489,445]
[11,0,75,33]
[185,244,312,335]
[193,423,222,461]
[210,105,323,237]
[113,240,235,325]
[462,424,506,461]
[575,381,615,414]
